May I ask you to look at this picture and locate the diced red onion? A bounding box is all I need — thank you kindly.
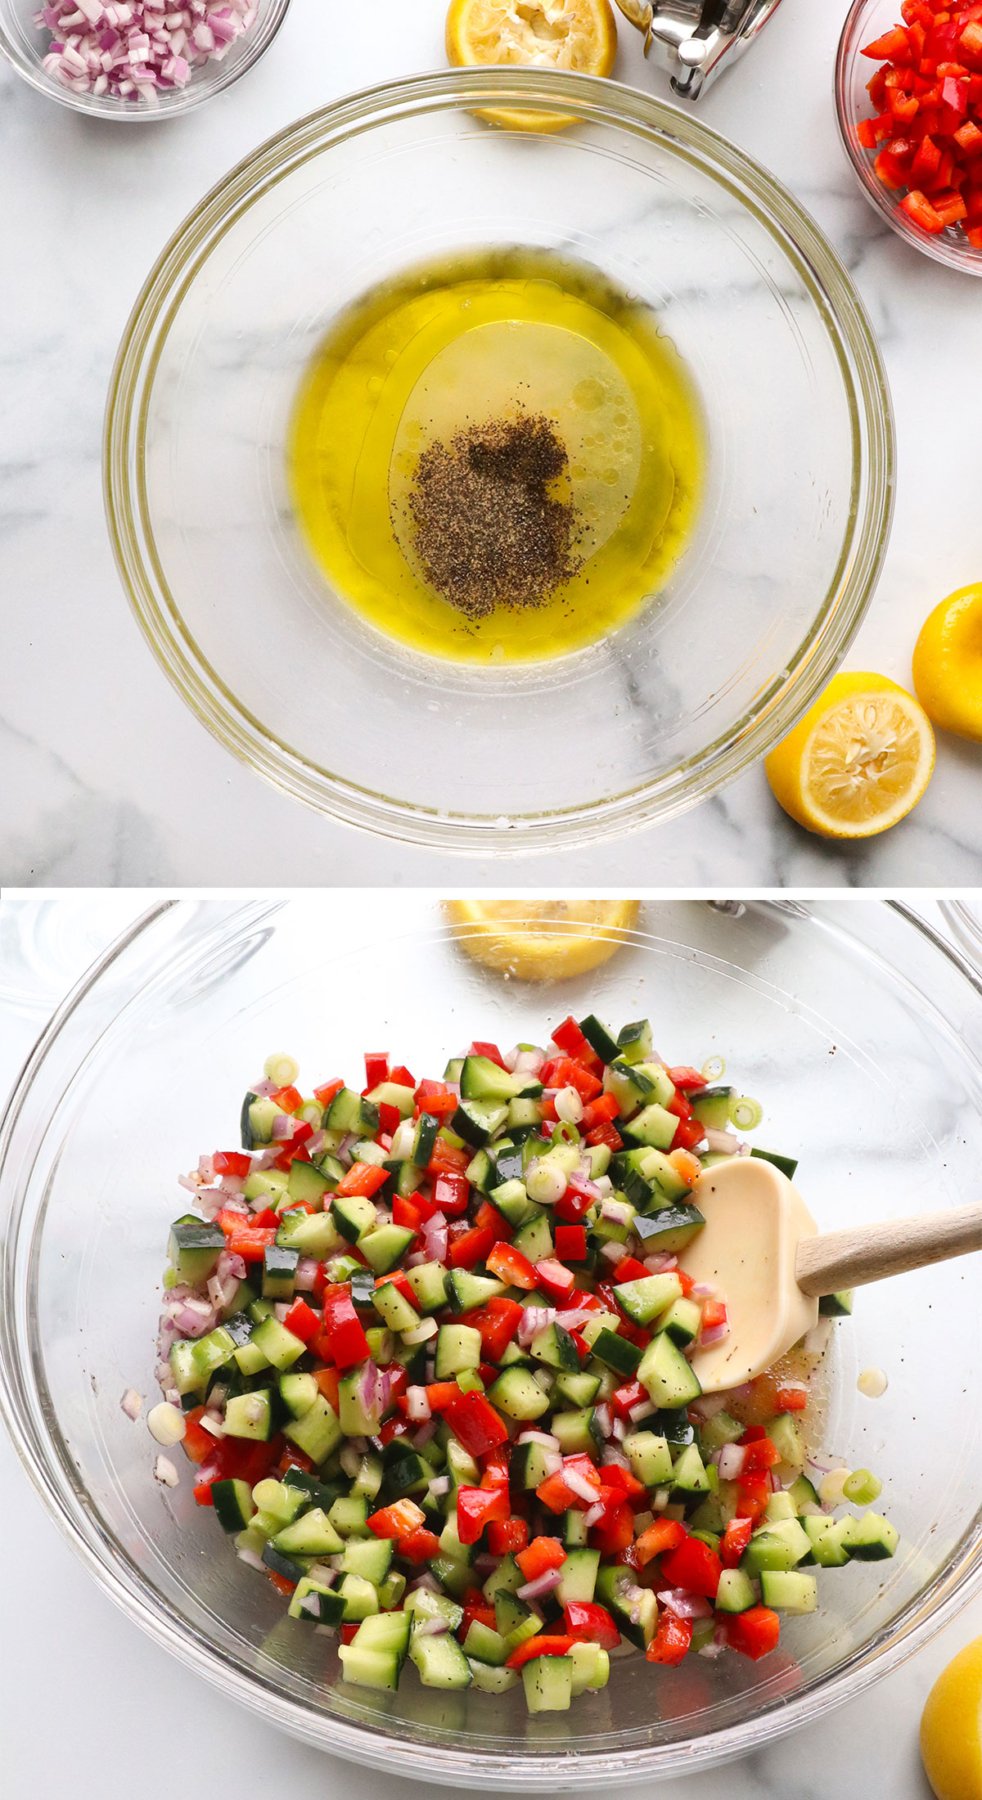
[153,1454,179,1487]
[688,1393,730,1422]
[270,1113,293,1142]
[600,1241,625,1265]
[517,1307,556,1347]
[251,1148,278,1172]
[599,1195,631,1224]
[250,1078,277,1099]
[295,1257,318,1291]
[516,1430,559,1449]
[408,1572,440,1593]
[513,1047,544,1076]
[414,1616,449,1637]
[177,1173,200,1196]
[583,1502,604,1527]
[628,1399,652,1425]
[699,1322,729,1346]
[406,1387,431,1423]
[427,1475,450,1498]
[563,1466,600,1504]
[413,1419,437,1448]
[518,1568,563,1601]
[704,1128,739,1155]
[200,1412,225,1438]
[421,1212,448,1263]
[218,1174,245,1196]
[336,1133,359,1164]
[120,1388,143,1420]
[690,1282,717,1300]
[554,1308,593,1331]
[643,1253,677,1274]
[306,1130,326,1157]
[237,1545,264,1571]
[217,1251,247,1283]
[657,1589,713,1620]
[601,1446,629,1470]
[198,1154,217,1184]
[717,1443,747,1481]
[611,1417,627,1443]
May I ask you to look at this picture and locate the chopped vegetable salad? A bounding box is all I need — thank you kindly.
[151,1017,896,1713]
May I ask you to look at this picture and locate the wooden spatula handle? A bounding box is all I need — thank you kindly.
[795,1205,982,1298]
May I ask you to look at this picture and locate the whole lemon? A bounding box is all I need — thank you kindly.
[920,1635,982,1800]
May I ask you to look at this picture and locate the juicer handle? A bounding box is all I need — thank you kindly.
[795,1205,982,1297]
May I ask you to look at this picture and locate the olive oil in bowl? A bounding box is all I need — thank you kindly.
[290,248,705,665]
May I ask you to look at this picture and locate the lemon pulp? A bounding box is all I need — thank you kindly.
[289,248,705,664]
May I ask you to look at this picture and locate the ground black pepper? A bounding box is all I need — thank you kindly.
[407,413,580,618]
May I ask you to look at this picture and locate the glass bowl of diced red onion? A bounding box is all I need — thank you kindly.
[836,0,982,275]
[0,0,290,117]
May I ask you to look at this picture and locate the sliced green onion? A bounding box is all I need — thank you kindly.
[264,1053,299,1087]
[552,1121,582,1146]
[729,1095,762,1131]
[701,1056,726,1081]
[843,1469,882,1505]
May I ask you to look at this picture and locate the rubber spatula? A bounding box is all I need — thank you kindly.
[682,1157,982,1392]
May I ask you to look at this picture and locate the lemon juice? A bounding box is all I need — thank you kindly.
[289,247,705,665]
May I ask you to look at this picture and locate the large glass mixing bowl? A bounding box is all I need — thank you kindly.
[104,70,895,852]
[1,898,979,1783]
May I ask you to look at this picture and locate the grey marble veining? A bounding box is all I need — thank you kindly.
[0,0,980,880]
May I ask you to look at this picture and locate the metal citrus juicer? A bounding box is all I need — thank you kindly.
[615,0,784,99]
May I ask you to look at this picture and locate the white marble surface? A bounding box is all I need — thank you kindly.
[1,889,981,1797]
[0,1,980,882]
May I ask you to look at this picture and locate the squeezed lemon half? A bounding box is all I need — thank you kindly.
[446,0,618,129]
[444,898,640,980]
[765,672,935,839]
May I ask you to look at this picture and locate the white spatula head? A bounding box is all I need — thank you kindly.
[683,1158,820,1393]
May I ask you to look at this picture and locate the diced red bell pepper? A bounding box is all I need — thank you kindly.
[424,1381,464,1413]
[720,1517,754,1569]
[551,1016,592,1058]
[367,1498,426,1539]
[270,1084,302,1114]
[516,1536,567,1581]
[282,1297,321,1344]
[432,1170,470,1217]
[699,1298,728,1335]
[487,1517,529,1556]
[460,1599,497,1635]
[376,1101,401,1139]
[581,1092,621,1129]
[461,1297,524,1363]
[631,1517,686,1567]
[660,1534,723,1600]
[213,1150,251,1177]
[322,1291,371,1371]
[774,1386,809,1412]
[213,1434,283,1486]
[398,1528,442,1563]
[863,25,913,60]
[534,1258,576,1301]
[392,1194,423,1234]
[474,1199,511,1242]
[470,1040,507,1069]
[445,1390,509,1456]
[598,1463,646,1503]
[645,1612,693,1666]
[590,1499,635,1556]
[562,1602,621,1649]
[741,1434,781,1473]
[449,1224,496,1269]
[313,1078,344,1109]
[479,1446,512,1489]
[193,1480,214,1505]
[506,1635,576,1670]
[554,1224,588,1262]
[379,1416,410,1446]
[364,1052,389,1088]
[736,1470,772,1525]
[611,1379,647,1420]
[313,1367,340,1411]
[389,1065,415,1088]
[427,1140,470,1177]
[724,1604,781,1662]
[670,1114,706,1153]
[414,1079,458,1117]
[613,1254,649,1284]
[666,1066,708,1091]
[226,1225,277,1263]
[335,1161,390,1199]
[586,1120,623,1152]
[182,1407,216,1465]
[555,1175,597,1222]
[486,1242,538,1289]
[340,1623,359,1646]
[456,1484,511,1545]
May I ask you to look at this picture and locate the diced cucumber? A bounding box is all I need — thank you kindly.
[743,1517,812,1574]
[769,1411,806,1469]
[168,1215,225,1284]
[621,1103,678,1152]
[578,1015,620,1063]
[671,1442,711,1500]
[633,1203,706,1255]
[590,1328,642,1378]
[405,1260,448,1314]
[841,1512,899,1561]
[468,1660,518,1694]
[445,1271,506,1313]
[487,1367,551,1422]
[698,1409,744,1454]
[262,1244,299,1300]
[435,1323,482,1379]
[522,1655,573,1713]
[410,1630,472,1689]
[613,1272,683,1326]
[750,1147,798,1180]
[625,1430,674,1488]
[638,1332,702,1409]
[337,1573,380,1623]
[211,1478,255,1533]
[530,1322,579,1372]
[279,1371,319,1418]
[288,1578,345,1625]
[284,1393,342,1463]
[329,1493,369,1538]
[569,1642,610,1695]
[338,1368,381,1438]
[330,1193,377,1244]
[341,1537,393,1583]
[372,1281,420,1333]
[286,1161,333,1205]
[462,1620,509,1666]
[556,1547,600,1605]
[715,1568,756,1613]
[511,1210,555,1264]
[759,1570,818,1613]
[364,1080,416,1119]
[325,1088,379,1137]
[615,1020,654,1065]
[251,1315,306,1371]
[275,1210,341,1259]
[551,1408,603,1456]
[802,1515,850,1568]
[224,1391,273,1441]
[690,1086,735,1131]
[659,1297,703,1348]
[819,1289,854,1317]
[555,1370,602,1407]
[273,1507,344,1557]
[241,1094,279,1148]
[359,1223,415,1275]
[453,1099,509,1148]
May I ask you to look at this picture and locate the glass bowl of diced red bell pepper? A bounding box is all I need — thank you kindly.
[836,0,982,273]
[0,895,980,1787]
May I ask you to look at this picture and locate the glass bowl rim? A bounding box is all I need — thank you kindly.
[834,0,982,276]
[0,0,292,119]
[1,896,980,1784]
[103,65,896,854]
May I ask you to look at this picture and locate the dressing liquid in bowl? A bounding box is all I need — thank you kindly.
[289,247,705,665]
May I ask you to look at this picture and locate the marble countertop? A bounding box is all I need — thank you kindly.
[1,0,980,884]
[1,890,981,1798]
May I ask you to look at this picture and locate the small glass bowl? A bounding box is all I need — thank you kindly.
[835,0,982,276]
[0,0,291,119]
